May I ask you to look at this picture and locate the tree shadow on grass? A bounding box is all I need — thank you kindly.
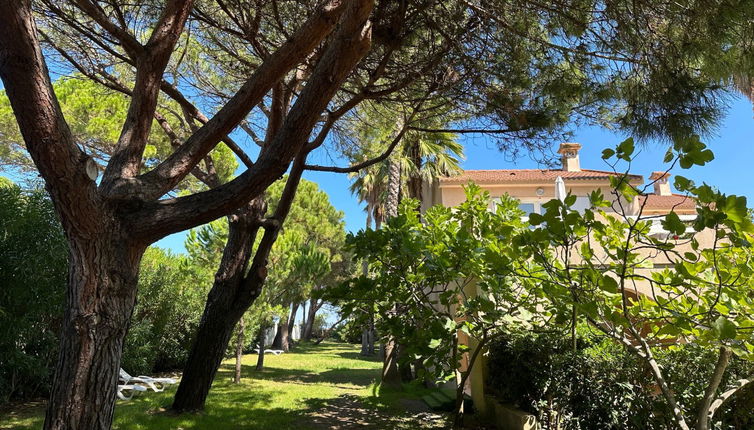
[239,365,380,388]
[110,385,298,429]
[0,343,446,429]
[333,351,382,362]
[293,393,449,429]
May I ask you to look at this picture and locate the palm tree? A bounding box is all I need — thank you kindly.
[402,128,464,200]
[346,108,465,380]
[349,122,464,221]
[348,159,388,230]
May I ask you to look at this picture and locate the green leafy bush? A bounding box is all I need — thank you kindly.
[0,184,67,404]
[487,329,656,429]
[0,184,211,402]
[333,317,364,344]
[487,330,754,429]
[121,248,210,374]
[656,344,754,430]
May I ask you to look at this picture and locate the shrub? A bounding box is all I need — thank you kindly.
[656,344,754,430]
[486,330,754,429]
[487,329,656,430]
[0,185,67,404]
[333,317,364,344]
[121,248,210,374]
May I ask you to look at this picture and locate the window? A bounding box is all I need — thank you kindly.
[518,202,537,214]
[572,196,591,213]
[491,198,541,215]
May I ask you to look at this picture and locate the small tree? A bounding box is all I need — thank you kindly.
[519,137,754,430]
[336,186,546,425]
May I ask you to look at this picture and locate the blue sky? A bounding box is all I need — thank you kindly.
[154,95,754,253]
[2,70,750,253]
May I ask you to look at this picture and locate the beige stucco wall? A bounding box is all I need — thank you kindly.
[426,178,695,218]
[424,176,707,418]
[431,180,646,216]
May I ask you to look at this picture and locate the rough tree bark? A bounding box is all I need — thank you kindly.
[361,329,370,355]
[271,314,286,350]
[368,313,376,355]
[303,298,322,341]
[255,323,267,371]
[45,234,146,429]
[381,156,402,387]
[172,200,266,411]
[0,0,375,425]
[233,318,245,384]
[406,139,423,201]
[381,334,402,388]
[284,302,300,351]
[398,343,413,382]
[300,301,308,337]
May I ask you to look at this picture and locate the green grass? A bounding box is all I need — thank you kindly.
[0,342,449,429]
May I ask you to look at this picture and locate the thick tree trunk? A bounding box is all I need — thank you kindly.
[361,328,370,355]
[303,298,320,341]
[406,140,422,201]
[382,335,402,388]
[381,158,402,385]
[172,203,265,412]
[453,334,487,429]
[385,158,401,218]
[368,314,376,355]
[398,344,413,382]
[233,318,245,384]
[44,233,144,430]
[255,323,267,371]
[695,347,732,430]
[360,314,376,356]
[171,279,256,411]
[285,302,300,350]
[271,316,286,350]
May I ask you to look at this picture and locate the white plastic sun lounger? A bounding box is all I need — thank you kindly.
[117,383,147,400]
[253,347,284,355]
[119,368,177,393]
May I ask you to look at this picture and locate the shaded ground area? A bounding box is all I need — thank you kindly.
[299,394,447,429]
[0,342,450,429]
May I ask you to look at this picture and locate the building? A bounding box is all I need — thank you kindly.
[421,142,701,423]
[423,142,695,218]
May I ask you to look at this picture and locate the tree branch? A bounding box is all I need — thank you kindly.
[114,0,352,201]
[696,346,732,430]
[129,0,374,241]
[303,85,436,173]
[0,0,101,228]
[238,154,308,302]
[100,0,194,191]
[708,375,754,423]
[407,126,514,134]
[71,0,144,58]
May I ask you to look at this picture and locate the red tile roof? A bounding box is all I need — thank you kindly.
[638,194,696,211]
[439,169,643,185]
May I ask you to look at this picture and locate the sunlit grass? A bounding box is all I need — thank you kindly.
[0,342,448,429]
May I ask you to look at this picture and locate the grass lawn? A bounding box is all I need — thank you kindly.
[0,342,449,429]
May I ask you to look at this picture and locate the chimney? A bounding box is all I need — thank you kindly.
[649,171,672,196]
[557,143,582,172]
